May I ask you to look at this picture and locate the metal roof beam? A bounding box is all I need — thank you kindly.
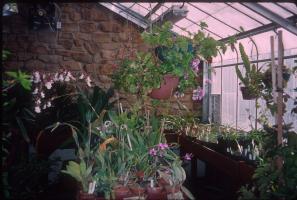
[242,3,297,36]
[220,15,297,43]
[99,3,148,29]
[145,3,163,19]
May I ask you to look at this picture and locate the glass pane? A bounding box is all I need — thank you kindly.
[212,6,263,32]
[186,4,209,23]
[190,3,229,14]
[228,3,271,24]
[119,3,135,9]
[202,17,238,38]
[130,4,150,16]
[277,3,297,14]
[258,3,292,18]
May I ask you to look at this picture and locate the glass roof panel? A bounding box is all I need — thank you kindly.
[171,25,190,37]
[212,5,262,32]
[277,3,297,14]
[186,4,210,23]
[258,3,293,18]
[130,4,150,16]
[119,3,135,9]
[201,17,238,38]
[228,3,271,24]
[190,3,229,15]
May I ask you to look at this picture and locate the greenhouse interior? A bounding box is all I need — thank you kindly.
[2,1,297,200]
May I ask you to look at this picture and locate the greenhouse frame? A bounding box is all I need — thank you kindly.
[2,1,297,200]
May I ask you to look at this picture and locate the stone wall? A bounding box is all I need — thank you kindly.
[2,3,201,114]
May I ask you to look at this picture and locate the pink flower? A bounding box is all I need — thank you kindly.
[183,153,193,161]
[158,143,168,150]
[192,86,204,101]
[191,58,200,73]
[149,148,157,156]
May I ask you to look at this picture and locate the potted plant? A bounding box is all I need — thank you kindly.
[114,21,224,101]
[235,43,264,100]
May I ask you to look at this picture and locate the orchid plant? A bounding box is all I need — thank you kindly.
[31,70,93,114]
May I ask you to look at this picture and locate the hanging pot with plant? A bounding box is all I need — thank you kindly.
[235,43,264,100]
[149,74,179,99]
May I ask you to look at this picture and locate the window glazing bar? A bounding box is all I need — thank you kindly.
[242,3,297,36]
[144,3,163,19]
[220,15,297,43]
[226,3,265,25]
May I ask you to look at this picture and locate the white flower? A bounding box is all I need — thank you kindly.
[79,73,85,80]
[47,101,52,107]
[65,75,70,82]
[41,92,45,98]
[42,104,47,109]
[36,99,41,104]
[32,88,38,95]
[59,74,64,82]
[34,106,41,113]
[86,76,92,87]
[33,71,41,83]
[53,73,59,81]
[45,81,53,89]
[68,72,76,80]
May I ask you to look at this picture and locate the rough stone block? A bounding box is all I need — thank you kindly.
[92,33,111,43]
[60,60,82,71]
[71,52,93,63]
[58,39,74,49]
[62,23,78,32]
[38,55,62,64]
[79,23,97,33]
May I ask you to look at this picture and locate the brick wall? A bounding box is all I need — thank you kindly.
[2,3,201,114]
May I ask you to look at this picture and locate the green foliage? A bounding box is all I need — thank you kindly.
[113,52,163,96]
[2,49,11,60]
[115,21,223,96]
[5,70,32,90]
[235,43,264,96]
[62,160,93,192]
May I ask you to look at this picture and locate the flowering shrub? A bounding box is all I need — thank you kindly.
[31,70,93,113]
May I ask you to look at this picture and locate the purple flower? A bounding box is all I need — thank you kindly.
[191,58,200,73]
[158,143,168,150]
[192,86,204,101]
[183,153,193,161]
[149,148,157,156]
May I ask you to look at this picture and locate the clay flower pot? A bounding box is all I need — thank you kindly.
[149,74,179,99]
[77,190,96,200]
[165,184,181,194]
[146,185,166,200]
[113,185,131,200]
[129,184,146,196]
[135,170,144,180]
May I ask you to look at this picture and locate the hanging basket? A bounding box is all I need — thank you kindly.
[240,87,258,100]
[149,74,179,99]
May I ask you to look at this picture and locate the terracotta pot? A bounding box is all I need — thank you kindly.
[135,171,144,180]
[77,190,96,200]
[240,87,258,100]
[165,184,181,194]
[146,185,166,200]
[129,184,146,196]
[149,74,179,99]
[114,185,131,200]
